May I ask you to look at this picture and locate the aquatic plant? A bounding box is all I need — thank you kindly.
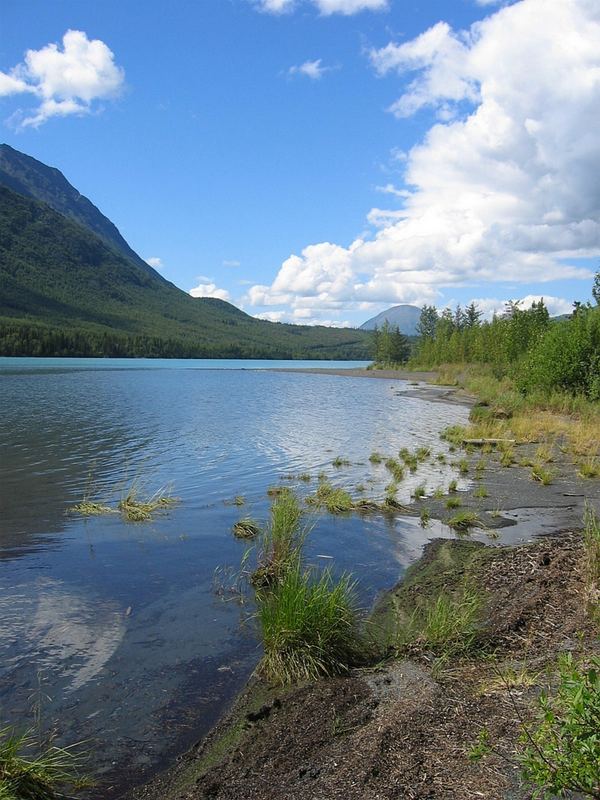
[446,496,462,510]
[257,564,361,685]
[70,501,114,516]
[267,485,289,498]
[251,491,303,588]
[298,473,312,482]
[232,518,261,539]
[448,479,458,493]
[412,484,426,500]
[415,446,431,462]
[368,452,383,464]
[384,458,405,482]
[433,486,445,499]
[0,726,89,800]
[332,456,351,468]
[233,495,246,506]
[118,484,177,522]
[419,507,431,527]
[474,485,489,499]
[305,481,354,514]
[457,458,470,475]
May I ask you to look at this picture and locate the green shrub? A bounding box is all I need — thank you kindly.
[520,653,600,799]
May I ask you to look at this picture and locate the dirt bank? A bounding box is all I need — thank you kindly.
[129,531,598,800]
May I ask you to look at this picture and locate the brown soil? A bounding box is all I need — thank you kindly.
[129,532,598,800]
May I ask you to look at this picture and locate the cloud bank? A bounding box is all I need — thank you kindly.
[0,30,124,128]
[255,0,388,15]
[247,0,600,322]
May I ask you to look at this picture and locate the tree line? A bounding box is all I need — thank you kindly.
[412,272,600,399]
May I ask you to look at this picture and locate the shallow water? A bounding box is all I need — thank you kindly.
[0,358,471,796]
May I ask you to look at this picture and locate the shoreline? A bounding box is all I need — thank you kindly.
[124,370,600,800]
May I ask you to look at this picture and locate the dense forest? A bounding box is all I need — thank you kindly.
[410,274,600,399]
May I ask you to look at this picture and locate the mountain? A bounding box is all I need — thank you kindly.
[0,144,159,279]
[0,146,370,359]
[360,305,422,335]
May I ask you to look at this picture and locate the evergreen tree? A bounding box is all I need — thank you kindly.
[417,305,439,339]
[465,302,482,328]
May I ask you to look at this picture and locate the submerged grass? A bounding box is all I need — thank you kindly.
[71,501,114,516]
[0,726,89,800]
[257,563,361,685]
[232,518,261,539]
[118,484,177,522]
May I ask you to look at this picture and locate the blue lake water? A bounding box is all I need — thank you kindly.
[0,358,470,796]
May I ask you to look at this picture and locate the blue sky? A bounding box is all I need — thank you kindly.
[1,0,598,326]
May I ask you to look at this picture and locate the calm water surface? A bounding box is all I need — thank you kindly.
[0,358,470,796]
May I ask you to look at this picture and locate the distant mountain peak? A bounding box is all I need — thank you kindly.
[360,304,421,335]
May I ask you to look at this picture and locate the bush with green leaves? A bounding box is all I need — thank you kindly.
[520,653,600,799]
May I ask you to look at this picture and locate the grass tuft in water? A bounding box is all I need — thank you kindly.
[0,726,89,800]
[232,518,261,539]
[332,456,351,468]
[368,452,383,464]
[446,496,462,509]
[385,458,405,482]
[251,491,303,588]
[118,484,177,522]
[71,501,114,517]
[257,564,362,685]
[530,463,555,485]
[306,481,354,514]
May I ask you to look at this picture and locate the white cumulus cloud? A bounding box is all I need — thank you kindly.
[189,282,231,301]
[0,30,124,128]
[469,294,574,319]
[247,0,599,322]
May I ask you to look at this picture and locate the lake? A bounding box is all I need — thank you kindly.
[0,358,470,796]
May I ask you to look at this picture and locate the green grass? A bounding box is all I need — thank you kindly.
[433,486,445,499]
[385,458,405,482]
[298,473,312,482]
[232,518,261,539]
[412,484,426,500]
[457,458,470,475]
[395,587,482,657]
[117,484,177,522]
[446,496,462,509]
[500,449,514,467]
[578,459,600,479]
[257,564,361,685]
[233,495,246,506]
[530,463,555,485]
[0,726,88,799]
[447,510,480,532]
[251,491,303,588]
[448,479,458,493]
[70,501,114,516]
[419,507,431,527]
[399,448,419,471]
[368,452,383,464]
[306,481,354,514]
[440,425,467,446]
[415,446,431,462]
[474,485,489,499]
[332,456,351,468]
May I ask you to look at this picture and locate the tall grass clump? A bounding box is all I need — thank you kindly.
[395,587,482,657]
[0,727,88,799]
[257,564,361,685]
[251,491,303,588]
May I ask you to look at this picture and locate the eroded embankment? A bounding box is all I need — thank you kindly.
[129,529,598,800]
